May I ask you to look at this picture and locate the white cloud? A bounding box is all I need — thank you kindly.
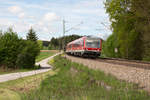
[43,12,59,22]
[31,12,61,34]
[8,6,22,14]
[43,27,49,32]
[28,16,35,19]
[0,0,111,40]
[8,6,26,19]
[18,12,25,18]
[96,32,111,40]
[37,21,43,26]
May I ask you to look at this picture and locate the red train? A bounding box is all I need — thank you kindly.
[66,36,102,58]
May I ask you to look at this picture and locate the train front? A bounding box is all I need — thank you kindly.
[83,36,102,57]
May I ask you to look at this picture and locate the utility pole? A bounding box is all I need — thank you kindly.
[62,19,83,51]
[63,19,66,51]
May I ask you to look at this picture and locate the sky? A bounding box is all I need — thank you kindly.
[0,0,112,41]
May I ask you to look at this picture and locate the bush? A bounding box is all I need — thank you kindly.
[0,31,21,68]
[37,40,43,50]
[0,29,40,69]
[16,40,40,69]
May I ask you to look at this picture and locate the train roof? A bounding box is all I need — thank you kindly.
[67,37,84,45]
[67,36,102,46]
[86,35,99,38]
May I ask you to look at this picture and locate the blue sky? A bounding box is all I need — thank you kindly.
[0,0,111,40]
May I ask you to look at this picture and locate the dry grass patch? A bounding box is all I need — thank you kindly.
[0,70,56,93]
[0,88,21,100]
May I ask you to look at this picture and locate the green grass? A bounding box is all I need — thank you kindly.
[0,70,56,90]
[0,70,57,100]
[0,50,59,100]
[22,55,150,100]
[0,89,21,100]
[36,50,58,62]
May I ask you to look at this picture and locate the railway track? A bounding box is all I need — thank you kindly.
[66,55,150,92]
[66,54,150,70]
[97,57,150,70]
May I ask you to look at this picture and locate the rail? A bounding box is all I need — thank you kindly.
[97,57,150,70]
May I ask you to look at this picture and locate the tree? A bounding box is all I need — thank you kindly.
[0,30,2,38]
[0,28,40,69]
[0,29,21,68]
[26,28,38,41]
[48,35,81,50]
[16,40,40,69]
[104,0,144,60]
[103,34,117,57]
[131,0,150,60]
[37,40,43,50]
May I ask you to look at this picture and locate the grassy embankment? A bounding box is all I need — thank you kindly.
[22,55,150,100]
[0,70,57,100]
[36,50,59,62]
[0,50,58,75]
[0,50,59,100]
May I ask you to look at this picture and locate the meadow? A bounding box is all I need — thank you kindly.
[36,50,59,62]
[0,50,59,100]
[22,55,150,100]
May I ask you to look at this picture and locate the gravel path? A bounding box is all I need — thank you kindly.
[0,52,62,83]
[66,55,150,92]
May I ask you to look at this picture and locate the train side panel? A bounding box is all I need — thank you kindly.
[66,36,102,58]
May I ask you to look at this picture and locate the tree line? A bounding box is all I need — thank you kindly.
[48,35,81,50]
[103,0,150,61]
[0,28,40,70]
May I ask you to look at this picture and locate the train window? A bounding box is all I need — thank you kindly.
[69,45,72,48]
[82,40,84,46]
[74,44,79,47]
[86,38,100,48]
[67,44,71,49]
[80,40,84,46]
[74,41,80,47]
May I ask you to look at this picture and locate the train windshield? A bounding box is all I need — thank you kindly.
[86,38,100,48]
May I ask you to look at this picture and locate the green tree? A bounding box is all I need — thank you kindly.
[104,0,143,60]
[37,40,43,50]
[48,35,81,50]
[26,28,38,41]
[0,30,2,38]
[0,28,40,69]
[16,40,40,69]
[0,29,21,68]
[131,0,150,60]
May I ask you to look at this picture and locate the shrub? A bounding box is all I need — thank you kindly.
[0,29,40,69]
[0,31,21,68]
[16,40,40,69]
[37,40,43,50]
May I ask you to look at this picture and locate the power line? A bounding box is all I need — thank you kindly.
[62,19,83,51]
[62,19,66,51]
